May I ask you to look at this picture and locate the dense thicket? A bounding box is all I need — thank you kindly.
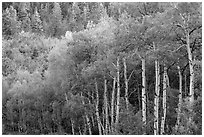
[2,2,202,135]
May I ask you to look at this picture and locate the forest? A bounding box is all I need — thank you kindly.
[2,2,202,135]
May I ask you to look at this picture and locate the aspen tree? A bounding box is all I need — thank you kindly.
[153,43,160,135]
[173,3,201,105]
[81,93,92,135]
[111,77,116,132]
[186,30,194,104]
[123,58,129,111]
[104,77,109,134]
[141,58,146,134]
[71,118,75,135]
[160,65,167,134]
[176,66,182,129]
[94,78,102,135]
[115,57,120,128]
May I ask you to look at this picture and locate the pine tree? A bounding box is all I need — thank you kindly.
[71,2,80,23]
[2,6,20,38]
[31,7,43,33]
[83,3,90,28]
[98,2,108,19]
[46,2,63,37]
[52,2,63,23]
[18,3,31,32]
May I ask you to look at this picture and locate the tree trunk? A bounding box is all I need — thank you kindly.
[176,66,182,128]
[160,65,167,134]
[71,118,75,135]
[95,79,102,135]
[184,73,187,98]
[79,127,82,135]
[123,58,129,111]
[115,56,120,129]
[141,58,146,134]
[102,105,105,134]
[83,116,87,135]
[91,92,95,127]
[81,93,92,135]
[186,31,194,104]
[111,77,116,132]
[154,45,160,135]
[88,92,95,127]
[104,77,109,135]
[138,86,140,110]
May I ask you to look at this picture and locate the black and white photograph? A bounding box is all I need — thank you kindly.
[2,1,202,135]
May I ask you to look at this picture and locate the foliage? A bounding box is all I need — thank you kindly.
[2,2,202,135]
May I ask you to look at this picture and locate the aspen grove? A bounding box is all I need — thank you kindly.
[2,2,202,135]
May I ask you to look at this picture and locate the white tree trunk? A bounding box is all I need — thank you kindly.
[115,57,121,128]
[88,96,95,127]
[71,118,75,135]
[104,77,109,135]
[141,58,146,134]
[176,66,182,128]
[184,73,187,98]
[81,93,92,135]
[123,58,129,111]
[95,79,102,135]
[154,50,160,135]
[186,31,194,104]
[111,77,116,132]
[160,65,167,134]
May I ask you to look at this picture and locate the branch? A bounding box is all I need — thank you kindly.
[128,88,137,98]
[112,62,117,68]
[171,45,186,53]
[181,63,189,75]
[108,73,114,79]
[175,23,185,32]
[127,70,135,82]
[175,34,187,44]
[189,25,202,35]
[138,7,146,16]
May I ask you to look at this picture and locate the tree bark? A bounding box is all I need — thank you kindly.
[81,93,92,135]
[176,66,182,128]
[104,77,109,135]
[115,57,120,129]
[94,79,102,135]
[186,30,194,104]
[71,118,75,135]
[123,58,129,111]
[154,44,160,135]
[111,77,116,132]
[160,65,167,135]
[184,73,187,98]
[141,58,146,134]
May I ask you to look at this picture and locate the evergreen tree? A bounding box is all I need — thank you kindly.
[18,3,31,32]
[2,6,20,38]
[71,2,80,22]
[83,3,90,28]
[31,7,43,33]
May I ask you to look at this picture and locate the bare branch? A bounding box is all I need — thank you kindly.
[112,62,117,68]
[128,88,137,98]
[127,70,135,82]
[171,45,186,53]
[189,25,202,35]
